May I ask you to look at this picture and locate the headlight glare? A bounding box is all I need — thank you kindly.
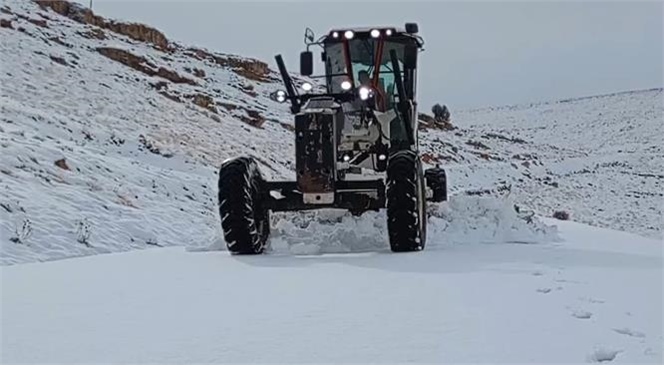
[275,90,287,103]
[359,86,372,100]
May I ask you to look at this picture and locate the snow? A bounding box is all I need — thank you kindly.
[1,0,662,266]
[1,222,661,363]
[445,89,663,239]
[1,2,663,362]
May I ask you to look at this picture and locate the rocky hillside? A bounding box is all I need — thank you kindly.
[1,0,660,264]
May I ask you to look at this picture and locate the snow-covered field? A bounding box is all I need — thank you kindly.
[2,221,661,363]
[1,1,662,363]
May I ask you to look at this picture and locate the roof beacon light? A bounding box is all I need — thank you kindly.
[332,31,339,38]
[385,29,393,36]
[370,29,380,38]
[344,30,354,39]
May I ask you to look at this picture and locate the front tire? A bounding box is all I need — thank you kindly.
[218,156,270,254]
[386,151,427,252]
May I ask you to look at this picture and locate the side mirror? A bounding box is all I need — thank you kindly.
[300,51,313,76]
[405,22,419,34]
[304,28,315,44]
[404,45,418,69]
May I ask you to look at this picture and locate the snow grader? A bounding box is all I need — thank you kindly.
[217,23,447,254]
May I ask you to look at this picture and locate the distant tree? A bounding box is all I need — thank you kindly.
[432,104,450,122]
[553,210,570,221]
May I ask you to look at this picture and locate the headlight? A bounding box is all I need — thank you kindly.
[332,31,339,38]
[370,29,380,38]
[301,82,313,92]
[359,86,372,100]
[344,30,354,39]
[340,80,352,90]
[275,90,287,103]
[385,29,393,36]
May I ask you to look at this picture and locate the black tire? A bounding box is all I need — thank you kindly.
[386,150,427,252]
[424,167,448,202]
[217,156,270,254]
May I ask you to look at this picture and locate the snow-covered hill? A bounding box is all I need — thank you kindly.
[446,89,663,239]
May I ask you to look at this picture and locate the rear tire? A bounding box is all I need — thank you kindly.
[386,150,427,252]
[425,167,447,202]
[218,156,270,254]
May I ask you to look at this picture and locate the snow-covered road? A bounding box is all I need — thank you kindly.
[2,221,661,363]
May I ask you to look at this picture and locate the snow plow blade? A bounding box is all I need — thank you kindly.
[264,179,385,213]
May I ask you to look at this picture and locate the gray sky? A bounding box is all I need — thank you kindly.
[75,1,663,110]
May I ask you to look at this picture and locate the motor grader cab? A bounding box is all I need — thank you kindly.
[217,23,447,254]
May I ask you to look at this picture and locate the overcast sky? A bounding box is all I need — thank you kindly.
[74,0,663,110]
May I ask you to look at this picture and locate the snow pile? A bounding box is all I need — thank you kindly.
[260,195,557,255]
[428,196,558,245]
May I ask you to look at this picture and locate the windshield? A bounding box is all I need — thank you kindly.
[325,39,407,104]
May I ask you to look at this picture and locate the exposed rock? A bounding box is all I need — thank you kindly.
[185,67,206,78]
[239,83,258,97]
[209,113,222,123]
[36,0,170,50]
[48,36,72,47]
[97,47,196,85]
[421,152,441,164]
[151,81,168,90]
[27,17,47,27]
[97,47,154,72]
[184,47,270,82]
[418,112,455,131]
[1,6,12,15]
[218,102,238,112]
[189,94,217,113]
[54,158,70,170]
[0,19,12,29]
[277,121,295,132]
[419,113,435,127]
[158,91,182,103]
[49,55,68,66]
[483,132,527,144]
[79,28,106,40]
[466,139,490,150]
[239,109,265,128]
